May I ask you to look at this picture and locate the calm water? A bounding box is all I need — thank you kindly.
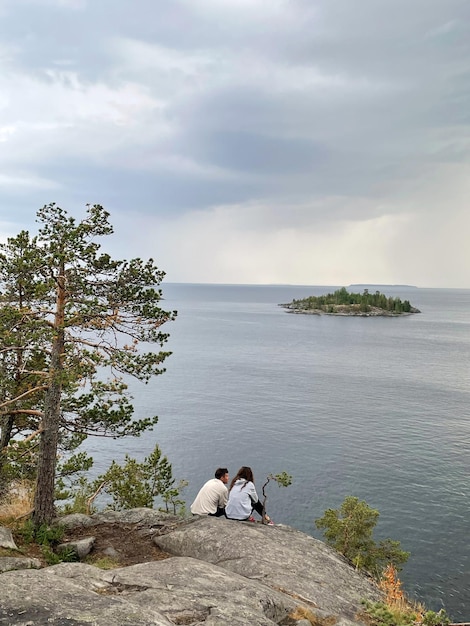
[85,284,470,620]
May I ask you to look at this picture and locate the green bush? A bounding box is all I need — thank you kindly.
[55,444,187,516]
[16,520,64,546]
[361,600,417,626]
[315,496,409,576]
[34,523,64,546]
[422,610,450,626]
[96,443,186,514]
[361,601,451,626]
[16,520,76,565]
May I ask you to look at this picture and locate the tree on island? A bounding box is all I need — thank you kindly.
[282,287,418,315]
[0,204,176,526]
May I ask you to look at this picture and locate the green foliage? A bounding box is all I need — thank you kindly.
[361,601,450,626]
[315,496,409,575]
[160,479,189,515]
[49,544,79,564]
[260,471,292,522]
[271,471,293,487]
[422,610,451,626]
[0,204,176,525]
[96,443,186,514]
[0,440,39,486]
[16,519,64,547]
[283,288,417,315]
[16,519,77,565]
[16,519,36,544]
[55,452,96,514]
[361,600,417,626]
[56,475,94,515]
[34,523,65,547]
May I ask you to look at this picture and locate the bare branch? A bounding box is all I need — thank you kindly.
[0,386,49,409]
[86,480,107,515]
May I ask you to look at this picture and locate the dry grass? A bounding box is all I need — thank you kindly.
[0,480,34,525]
[379,564,425,622]
[289,606,337,626]
[84,555,121,570]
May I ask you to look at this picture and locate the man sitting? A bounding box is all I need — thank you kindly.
[190,467,229,517]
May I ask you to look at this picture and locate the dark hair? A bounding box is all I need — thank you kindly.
[229,466,254,491]
[215,467,228,480]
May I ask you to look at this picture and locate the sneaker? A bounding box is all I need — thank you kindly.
[248,516,256,522]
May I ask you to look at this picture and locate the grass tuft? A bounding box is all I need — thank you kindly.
[289,606,337,626]
[84,555,121,569]
[0,480,34,525]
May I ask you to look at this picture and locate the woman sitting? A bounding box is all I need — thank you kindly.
[225,466,273,523]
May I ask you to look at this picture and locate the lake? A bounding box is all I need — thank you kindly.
[84,283,470,620]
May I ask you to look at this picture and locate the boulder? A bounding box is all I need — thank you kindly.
[154,516,382,624]
[59,508,179,529]
[0,526,18,550]
[57,536,96,559]
[57,513,95,530]
[0,556,41,573]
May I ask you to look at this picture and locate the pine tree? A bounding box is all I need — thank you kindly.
[0,204,175,525]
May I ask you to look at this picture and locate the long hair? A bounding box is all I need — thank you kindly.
[229,466,254,491]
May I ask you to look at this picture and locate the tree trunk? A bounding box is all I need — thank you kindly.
[32,371,62,526]
[0,412,15,450]
[33,265,66,527]
[0,413,15,496]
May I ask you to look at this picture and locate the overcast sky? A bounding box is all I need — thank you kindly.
[1,0,469,287]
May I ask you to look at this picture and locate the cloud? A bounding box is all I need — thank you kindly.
[0,0,469,286]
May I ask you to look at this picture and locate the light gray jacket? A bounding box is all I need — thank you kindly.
[225,479,259,519]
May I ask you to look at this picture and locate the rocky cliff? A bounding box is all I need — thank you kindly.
[0,508,382,626]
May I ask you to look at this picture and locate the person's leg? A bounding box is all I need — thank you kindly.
[251,500,272,522]
[252,500,264,517]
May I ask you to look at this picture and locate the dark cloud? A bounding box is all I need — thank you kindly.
[0,0,469,285]
[181,130,327,175]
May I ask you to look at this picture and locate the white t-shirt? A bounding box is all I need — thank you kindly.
[225,479,259,520]
[190,478,228,515]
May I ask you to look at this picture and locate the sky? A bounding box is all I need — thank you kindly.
[0,0,469,288]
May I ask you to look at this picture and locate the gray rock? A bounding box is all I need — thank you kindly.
[0,526,18,550]
[57,536,95,559]
[0,556,41,573]
[154,516,382,625]
[103,546,120,559]
[59,508,180,530]
[1,558,296,626]
[91,508,179,527]
[0,564,172,625]
[102,557,297,625]
[0,509,383,625]
[57,513,95,530]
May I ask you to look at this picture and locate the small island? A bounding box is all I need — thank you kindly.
[280,287,421,316]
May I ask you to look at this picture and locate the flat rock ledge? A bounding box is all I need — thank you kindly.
[0,509,382,626]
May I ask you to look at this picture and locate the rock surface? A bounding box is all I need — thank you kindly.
[0,556,42,574]
[155,516,382,622]
[0,526,18,550]
[0,510,382,625]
